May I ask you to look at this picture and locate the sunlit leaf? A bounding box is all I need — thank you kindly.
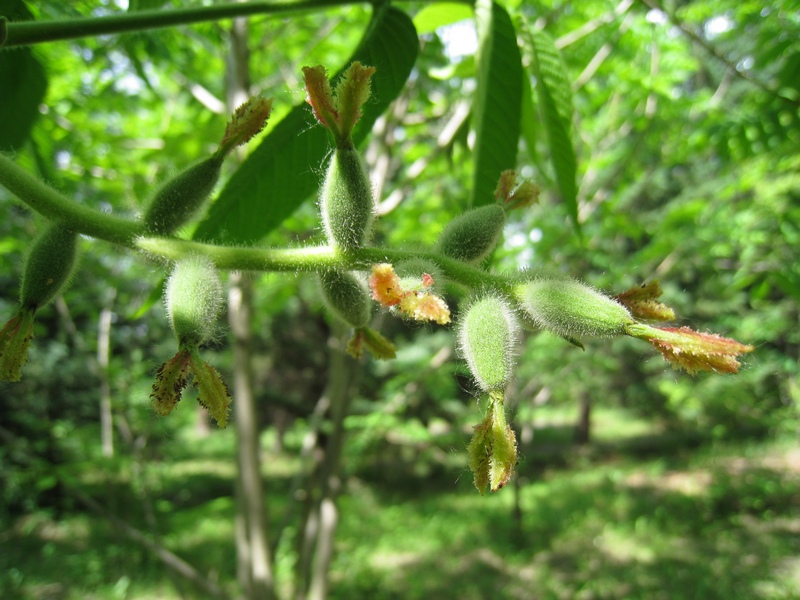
[470,0,522,207]
[527,27,579,234]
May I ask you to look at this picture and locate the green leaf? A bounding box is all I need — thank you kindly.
[470,0,522,207]
[0,0,47,152]
[519,72,541,171]
[193,6,418,243]
[528,28,579,235]
[528,29,572,129]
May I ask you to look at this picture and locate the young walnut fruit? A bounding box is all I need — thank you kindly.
[436,204,506,264]
[318,269,371,328]
[320,145,374,251]
[164,255,223,346]
[143,154,224,235]
[517,276,634,340]
[21,221,79,311]
[458,294,519,393]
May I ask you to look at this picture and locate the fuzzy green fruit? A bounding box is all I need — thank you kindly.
[20,222,79,311]
[165,256,223,346]
[518,277,633,339]
[458,295,519,392]
[319,269,370,328]
[320,145,374,251]
[436,204,505,264]
[143,154,224,235]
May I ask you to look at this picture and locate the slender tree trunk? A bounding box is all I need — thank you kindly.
[225,16,275,600]
[295,334,357,600]
[97,294,115,457]
[55,294,115,456]
[230,274,275,600]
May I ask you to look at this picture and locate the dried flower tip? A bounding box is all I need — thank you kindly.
[151,346,231,428]
[219,96,274,155]
[626,323,754,374]
[187,347,231,428]
[150,348,191,416]
[468,392,517,495]
[335,61,376,140]
[494,169,539,210]
[0,308,35,382]
[302,65,338,133]
[302,62,376,145]
[494,170,517,202]
[614,280,676,322]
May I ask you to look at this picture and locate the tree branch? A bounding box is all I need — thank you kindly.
[1,0,357,47]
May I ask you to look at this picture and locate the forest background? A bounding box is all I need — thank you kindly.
[1,0,799,598]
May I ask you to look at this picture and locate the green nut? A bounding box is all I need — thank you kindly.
[20,222,79,311]
[320,145,374,251]
[165,256,223,346]
[319,269,370,328]
[518,277,634,339]
[143,154,224,235]
[436,204,506,264]
[458,295,519,392]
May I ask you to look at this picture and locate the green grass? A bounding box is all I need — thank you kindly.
[2,411,798,600]
[331,437,800,600]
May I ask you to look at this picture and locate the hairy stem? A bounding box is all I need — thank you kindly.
[137,238,509,291]
[1,153,508,292]
[0,154,142,244]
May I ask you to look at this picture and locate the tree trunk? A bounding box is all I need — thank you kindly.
[224,15,275,600]
[230,274,276,600]
[295,332,357,600]
[97,295,115,457]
